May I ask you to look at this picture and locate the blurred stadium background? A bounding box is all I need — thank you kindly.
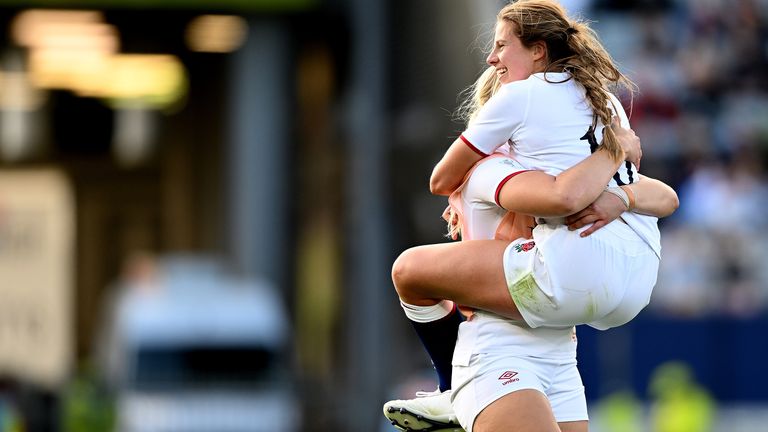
[0,0,765,431]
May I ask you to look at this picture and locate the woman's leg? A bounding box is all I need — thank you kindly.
[559,421,589,432]
[392,239,523,320]
[473,390,560,432]
[391,239,519,398]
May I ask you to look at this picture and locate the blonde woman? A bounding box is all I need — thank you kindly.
[385,1,678,431]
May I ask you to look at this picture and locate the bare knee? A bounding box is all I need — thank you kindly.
[391,247,427,303]
[391,248,415,297]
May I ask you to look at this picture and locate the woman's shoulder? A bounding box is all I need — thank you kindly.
[492,78,535,103]
[498,73,577,96]
[499,76,537,92]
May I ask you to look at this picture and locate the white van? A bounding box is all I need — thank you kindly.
[99,256,300,432]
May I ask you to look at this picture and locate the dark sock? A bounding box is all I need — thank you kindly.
[410,306,464,392]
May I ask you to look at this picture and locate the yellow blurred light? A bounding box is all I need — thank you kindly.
[98,54,188,109]
[11,8,186,110]
[13,9,119,93]
[186,15,248,53]
[28,52,187,110]
[28,22,119,52]
[12,10,104,48]
[28,48,111,92]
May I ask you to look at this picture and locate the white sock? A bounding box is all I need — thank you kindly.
[400,300,455,323]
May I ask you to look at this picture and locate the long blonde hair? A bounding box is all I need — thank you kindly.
[455,65,502,126]
[446,66,501,240]
[459,0,635,162]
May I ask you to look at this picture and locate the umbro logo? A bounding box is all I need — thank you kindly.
[499,371,517,380]
[499,371,520,385]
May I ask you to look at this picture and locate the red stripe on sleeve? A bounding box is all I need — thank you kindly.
[460,134,489,157]
[495,170,533,207]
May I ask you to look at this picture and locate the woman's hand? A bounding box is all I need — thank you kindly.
[565,174,680,236]
[564,190,627,237]
[612,117,642,170]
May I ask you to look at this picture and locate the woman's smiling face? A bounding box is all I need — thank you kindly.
[486,20,544,84]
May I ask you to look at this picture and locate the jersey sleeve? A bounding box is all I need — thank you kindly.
[460,82,530,156]
[464,157,532,208]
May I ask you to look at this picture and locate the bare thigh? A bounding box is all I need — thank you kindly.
[559,421,589,432]
[392,239,522,320]
[473,389,560,432]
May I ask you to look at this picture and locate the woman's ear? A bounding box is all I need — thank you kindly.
[532,41,547,63]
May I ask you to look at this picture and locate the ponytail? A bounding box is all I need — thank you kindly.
[560,21,633,162]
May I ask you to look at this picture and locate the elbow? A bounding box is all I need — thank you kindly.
[661,191,680,217]
[651,183,680,218]
[429,175,454,196]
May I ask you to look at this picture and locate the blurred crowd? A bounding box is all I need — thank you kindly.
[585,0,768,318]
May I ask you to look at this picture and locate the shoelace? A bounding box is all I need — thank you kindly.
[414,388,444,398]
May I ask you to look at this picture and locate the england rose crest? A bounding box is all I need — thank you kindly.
[513,240,535,253]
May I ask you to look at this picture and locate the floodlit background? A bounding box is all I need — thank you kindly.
[0,0,765,431]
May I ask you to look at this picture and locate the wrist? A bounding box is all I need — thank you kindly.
[605,186,631,211]
[620,184,636,211]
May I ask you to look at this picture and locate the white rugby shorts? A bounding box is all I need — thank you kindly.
[504,219,659,330]
[451,353,587,431]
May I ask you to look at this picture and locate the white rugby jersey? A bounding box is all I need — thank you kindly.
[460,72,661,258]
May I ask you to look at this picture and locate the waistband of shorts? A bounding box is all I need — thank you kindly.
[536,216,565,226]
[536,215,630,227]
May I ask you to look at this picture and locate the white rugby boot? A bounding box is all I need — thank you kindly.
[382,389,464,432]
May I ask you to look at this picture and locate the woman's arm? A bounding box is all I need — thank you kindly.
[431,117,641,198]
[495,146,624,217]
[625,175,679,217]
[430,137,484,196]
[493,120,640,217]
[431,81,528,195]
[564,175,680,237]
